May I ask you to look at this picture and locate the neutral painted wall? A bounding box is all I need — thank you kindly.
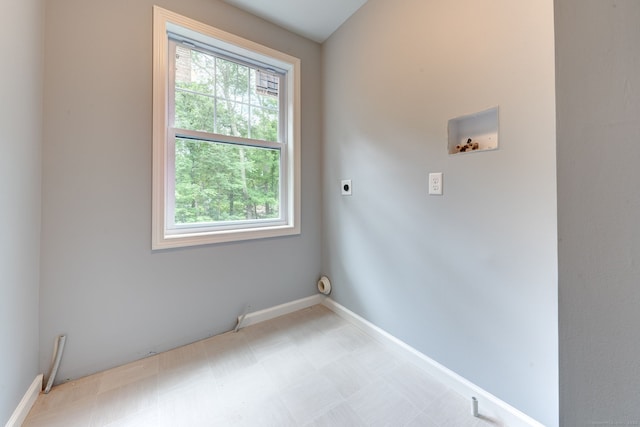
[322,0,558,425]
[556,1,640,425]
[41,0,322,382]
[0,0,43,423]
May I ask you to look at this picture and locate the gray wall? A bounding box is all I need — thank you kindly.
[40,0,322,382]
[322,0,558,425]
[17,1,640,424]
[0,0,43,423]
[556,1,640,425]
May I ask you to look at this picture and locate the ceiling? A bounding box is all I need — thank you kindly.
[223,0,368,43]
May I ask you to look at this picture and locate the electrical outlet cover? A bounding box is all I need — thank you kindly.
[429,173,443,195]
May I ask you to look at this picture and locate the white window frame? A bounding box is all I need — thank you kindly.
[152,6,301,249]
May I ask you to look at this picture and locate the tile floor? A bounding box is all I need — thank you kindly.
[24,305,502,426]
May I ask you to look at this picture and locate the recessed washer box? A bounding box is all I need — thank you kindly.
[448,106,499,155]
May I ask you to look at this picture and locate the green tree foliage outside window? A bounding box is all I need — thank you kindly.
[173,45,281,224]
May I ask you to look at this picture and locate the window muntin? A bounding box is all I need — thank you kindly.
[152,7,300,249]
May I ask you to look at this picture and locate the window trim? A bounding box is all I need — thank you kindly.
[152,6,301,249]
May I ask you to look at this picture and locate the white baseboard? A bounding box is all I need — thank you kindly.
[237,294,326,329]
[322,298,545,427]
[5,374,42,427]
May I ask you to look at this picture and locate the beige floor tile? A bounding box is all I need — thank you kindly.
[203,331,258,380]
[201,329,252,356]
[225,394,297,427]
[216,363,278,408]
[157,361,214,400]
[406,411,442,427]
[24,394,97,427]
[28,373,102,416]
[243,319,296,361]
[384,361,450,411]
[97,356,159,394]
[304,402,367,427]
[90,376,158,426]
[159,340,208,372]
[279,371,344,424]
[350,341,403,378]
[324,322,376,352]
[157,341,215,399]
[160,371,217,407]
[296,331,350,369]
[157,380,228,427]
[347,378,422,427]
[103,405,159,427]
[260,346,316,387]
[275,309,328,344]
[320,352,377,398]
[305,306,350,333]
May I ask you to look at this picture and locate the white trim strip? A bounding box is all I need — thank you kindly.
[237,294,326,329]
[5,374,43,427]
[322,298,545,427]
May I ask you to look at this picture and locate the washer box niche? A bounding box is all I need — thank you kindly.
[448,107,499,155]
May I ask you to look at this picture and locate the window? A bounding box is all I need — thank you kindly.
[152,7,300,249]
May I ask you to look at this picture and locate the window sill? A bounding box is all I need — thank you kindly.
[152,223,300,250]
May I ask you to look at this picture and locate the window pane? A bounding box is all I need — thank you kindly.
[175,46,215,95]
[175,90,215,132]
[216,57,249,103]
[251,70,280,108]
[250,107,278,142]
[216,101,249,138]
[174,138,280,224]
